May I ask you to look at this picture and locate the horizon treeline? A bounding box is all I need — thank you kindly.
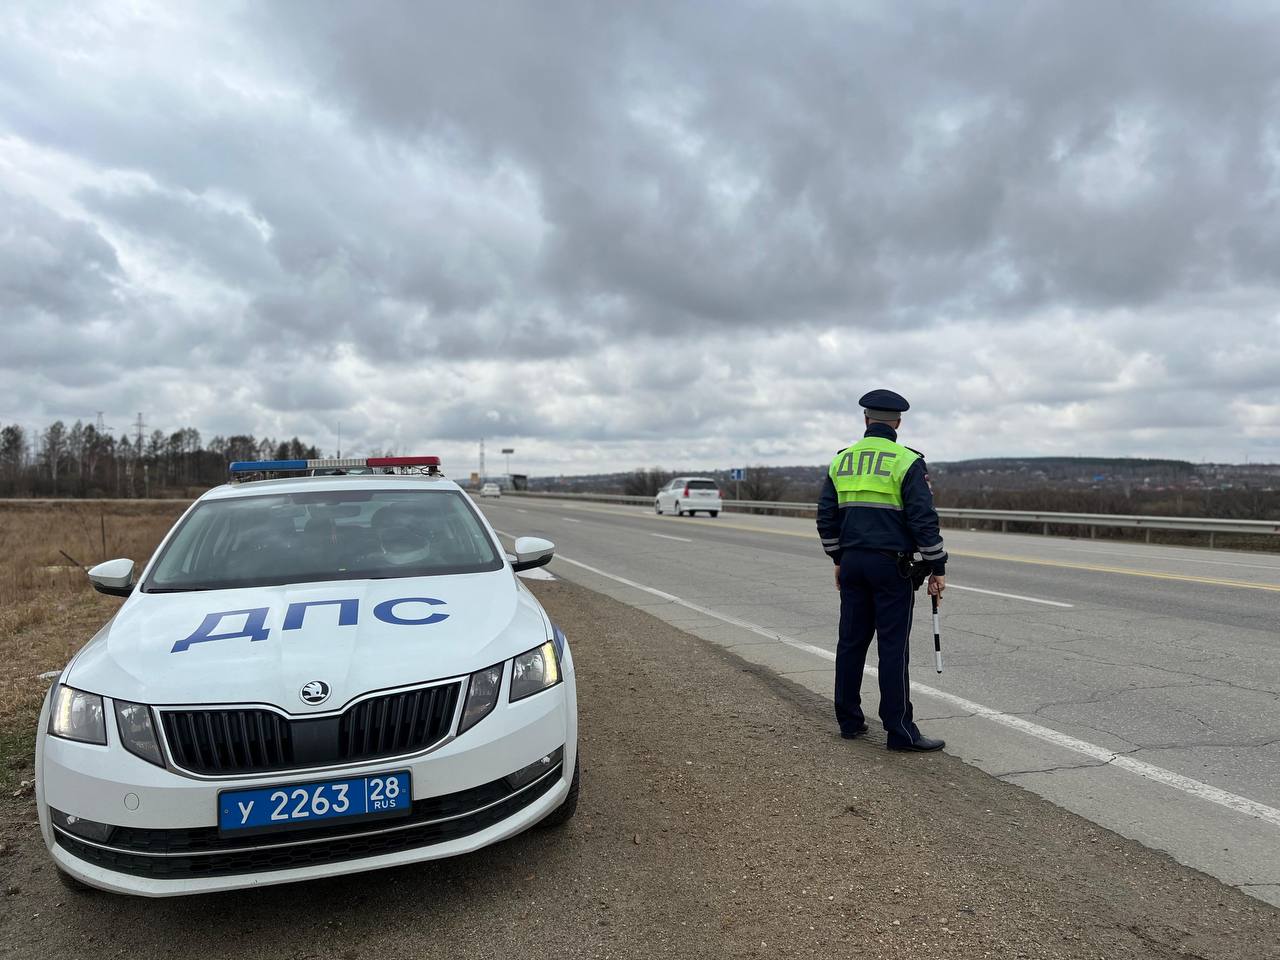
[0,420,321,498]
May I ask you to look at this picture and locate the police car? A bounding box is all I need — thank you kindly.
[34,456,578,897]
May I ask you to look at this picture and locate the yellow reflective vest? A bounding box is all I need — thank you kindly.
[828,435,920,511]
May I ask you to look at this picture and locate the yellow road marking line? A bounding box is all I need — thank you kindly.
[949,551,1280,593]
[501,499,1280,593]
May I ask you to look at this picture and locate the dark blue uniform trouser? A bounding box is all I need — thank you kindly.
[835,550,921,746]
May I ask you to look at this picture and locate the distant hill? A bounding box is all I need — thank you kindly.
[939,456,1195,475]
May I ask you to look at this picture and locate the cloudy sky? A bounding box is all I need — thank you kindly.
[2,1,1279,475]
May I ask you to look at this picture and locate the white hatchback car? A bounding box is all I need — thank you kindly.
[480,482,502,498]
[654,477,723,517]
[35,456,578,897]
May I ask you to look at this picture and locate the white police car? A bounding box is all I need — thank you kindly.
[35,456,578,897]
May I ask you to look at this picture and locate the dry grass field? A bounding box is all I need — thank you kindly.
[0,500,189,794]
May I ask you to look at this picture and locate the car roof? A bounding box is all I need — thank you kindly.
[201,473,464,502]
[676,476,717,482]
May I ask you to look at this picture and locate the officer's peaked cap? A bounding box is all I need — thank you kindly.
[859,389,909,420]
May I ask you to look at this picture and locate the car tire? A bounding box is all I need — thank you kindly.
[654,500,662,515]
[539,756,580,828]
[55,868,94,894]
[710,511,719,518]
[674,501,683,517]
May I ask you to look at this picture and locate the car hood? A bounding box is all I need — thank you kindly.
[66,570,547,714]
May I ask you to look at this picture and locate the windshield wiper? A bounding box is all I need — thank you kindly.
[145,586,215,594]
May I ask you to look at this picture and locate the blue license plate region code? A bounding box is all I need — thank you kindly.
[219,770,411,834]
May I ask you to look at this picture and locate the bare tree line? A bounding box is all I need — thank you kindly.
[0,420,320,498]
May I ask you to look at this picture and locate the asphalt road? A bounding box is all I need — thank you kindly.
[480,496,1280,907]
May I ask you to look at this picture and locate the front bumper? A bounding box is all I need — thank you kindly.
[36,660,577,896]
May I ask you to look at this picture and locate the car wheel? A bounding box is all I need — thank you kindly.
[654,500,662,515]
[674,501,683,517]
[55,868,94,894]
[710,511,719,518]
[539,756,580,828]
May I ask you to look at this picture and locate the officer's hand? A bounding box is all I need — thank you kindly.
[927,574,945,600]
[834,565,840,591]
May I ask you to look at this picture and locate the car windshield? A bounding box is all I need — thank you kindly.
[144,489,502,592]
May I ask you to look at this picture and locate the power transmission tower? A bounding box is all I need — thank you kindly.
[478,438,485,487]
[92,411,116,495]
[130,412,146,498]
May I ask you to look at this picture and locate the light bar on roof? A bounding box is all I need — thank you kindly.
[367,456,441,467]
[228,456,441,474]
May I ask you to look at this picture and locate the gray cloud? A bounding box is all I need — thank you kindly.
[0,0,1278,472]
[78,183,279,287]
[0,188,121,323]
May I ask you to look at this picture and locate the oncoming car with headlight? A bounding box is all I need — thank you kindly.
[35,456,578,897]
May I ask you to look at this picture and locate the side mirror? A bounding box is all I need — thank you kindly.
[510,536,555,573]
[87,558,136,598]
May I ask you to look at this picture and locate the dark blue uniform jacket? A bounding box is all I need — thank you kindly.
[816,423,948,574]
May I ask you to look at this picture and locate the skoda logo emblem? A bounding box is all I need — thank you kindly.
[300,680,331,705]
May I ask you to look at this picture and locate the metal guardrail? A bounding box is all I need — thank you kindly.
[503,491,1280,547]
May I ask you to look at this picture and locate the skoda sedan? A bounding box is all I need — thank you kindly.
[35,457,578,896]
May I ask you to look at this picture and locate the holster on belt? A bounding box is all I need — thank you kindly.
[895,552,932,592]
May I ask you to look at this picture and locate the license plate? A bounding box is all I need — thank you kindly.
[218,771,411,835]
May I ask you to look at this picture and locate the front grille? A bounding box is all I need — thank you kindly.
[159,682,462,776]
[52,758,562,879]
[161,709,293,773]
[338,685,459,762]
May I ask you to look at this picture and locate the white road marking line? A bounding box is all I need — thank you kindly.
[947,585,1073,608]
[516,509,528,513]
[554,553,1280,831]
[554,554,834,660]
[651,533,693,543]
[517,567,556,580]
[561,517,582,523]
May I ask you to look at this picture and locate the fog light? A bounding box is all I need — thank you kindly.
[51,808,116,843]
[506,745,564,790]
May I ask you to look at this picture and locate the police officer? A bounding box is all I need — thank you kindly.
[816,389,948,751]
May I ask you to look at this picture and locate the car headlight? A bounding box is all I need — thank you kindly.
[459,662,504,733]
[48,685,107,745]
[114,700,165,766]
[510,641,561,702]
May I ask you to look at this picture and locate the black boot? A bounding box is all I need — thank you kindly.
[887,735,945,752]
